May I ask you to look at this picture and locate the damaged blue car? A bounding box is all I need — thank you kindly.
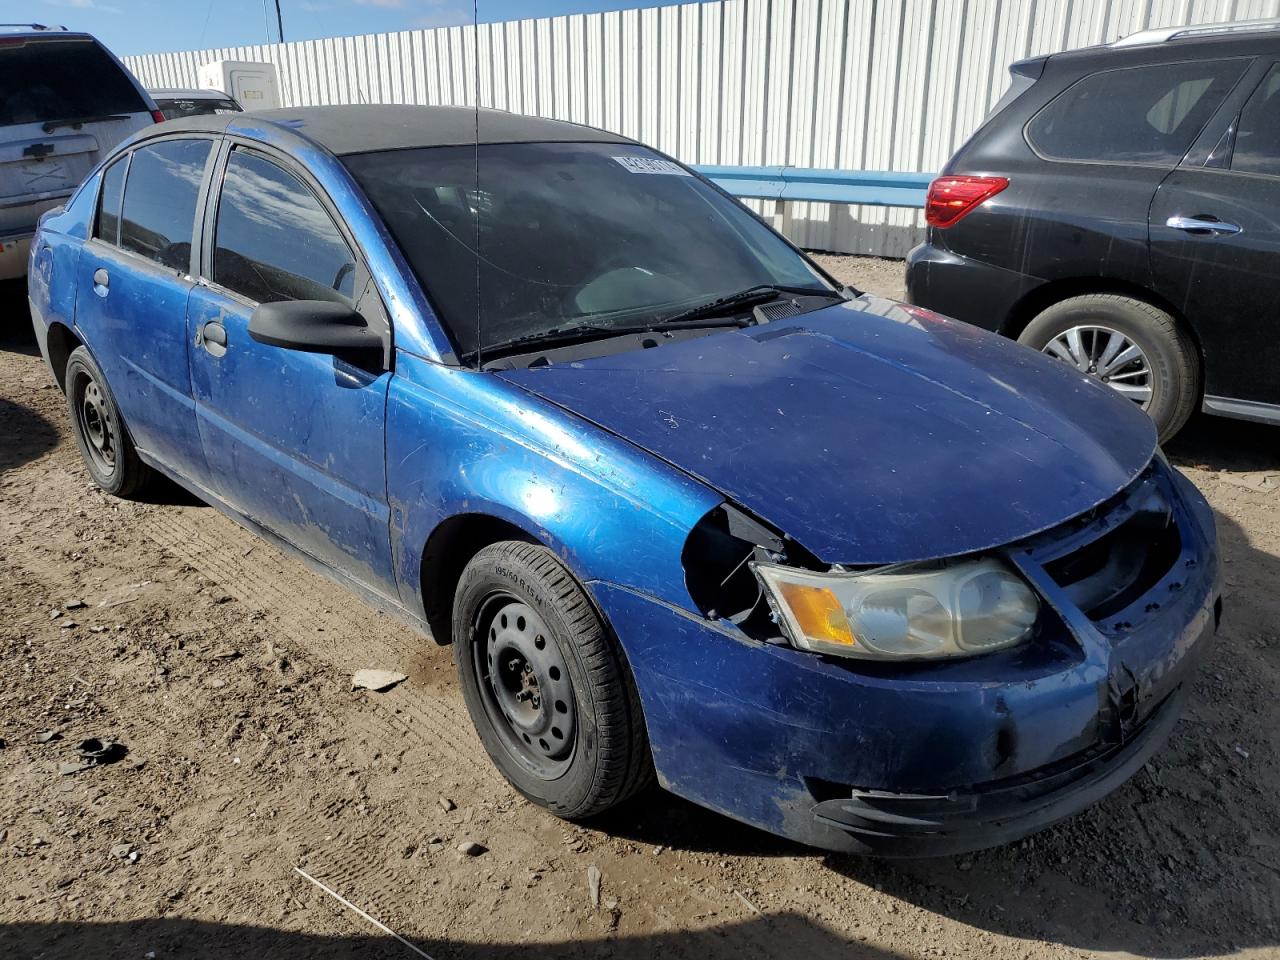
[28,105,1221,856]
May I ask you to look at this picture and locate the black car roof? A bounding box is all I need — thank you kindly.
[215,105,635,156]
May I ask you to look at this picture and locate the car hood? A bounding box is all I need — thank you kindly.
[496,296,1157,565]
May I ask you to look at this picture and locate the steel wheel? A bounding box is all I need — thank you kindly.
[473,594,577,780]
[73,372,118,474]
[1042,324,1153,408]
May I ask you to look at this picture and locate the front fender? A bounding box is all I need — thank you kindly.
[387,352,722,621]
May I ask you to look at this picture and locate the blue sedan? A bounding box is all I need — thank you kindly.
[27,105,1221,856]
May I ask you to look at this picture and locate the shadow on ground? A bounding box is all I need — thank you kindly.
[130,473,207,507]
[591,790,804,859]
[1,278,38,358]
[1167,410,1280,471]
[5,915,899,960]
[0,397,57,475]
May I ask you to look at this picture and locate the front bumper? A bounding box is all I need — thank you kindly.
[592,459,1220,857]
[809,682,1188,857]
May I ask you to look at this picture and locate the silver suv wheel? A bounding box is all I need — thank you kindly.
[1042,324,1153,408]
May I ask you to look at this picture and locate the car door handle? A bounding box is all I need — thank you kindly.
[92,268,109,297]
[1165,215,1243,236]
[198,320,228,357]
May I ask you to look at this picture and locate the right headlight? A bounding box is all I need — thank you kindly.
[753,557,1039,661]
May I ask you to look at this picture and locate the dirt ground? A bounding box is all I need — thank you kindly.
[2,259,1278,960]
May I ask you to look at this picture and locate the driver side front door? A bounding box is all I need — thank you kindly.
[187,143,398,600]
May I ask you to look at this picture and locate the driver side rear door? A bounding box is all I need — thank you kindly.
[73,136,215,484]
[187,141,398,600]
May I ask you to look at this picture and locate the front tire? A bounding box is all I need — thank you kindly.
[64,345,152,498]
[452,541,653,819]
[1017,294,1198,443]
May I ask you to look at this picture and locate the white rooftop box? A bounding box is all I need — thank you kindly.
[197,59,280,111]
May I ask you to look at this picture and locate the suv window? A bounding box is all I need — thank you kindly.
[1027,59,1248,165]
[213,150,357,305]
[0,38,148,128]
[119,139,212,270]
[1231,64,1280,176]
[95,157,127,245]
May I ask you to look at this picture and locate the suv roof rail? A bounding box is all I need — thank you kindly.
[1113,17,1280,47]
[0,23,69,33]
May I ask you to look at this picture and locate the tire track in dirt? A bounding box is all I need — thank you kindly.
[136,507,502,783]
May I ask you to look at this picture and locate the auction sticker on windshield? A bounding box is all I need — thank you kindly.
[611,156,691,176]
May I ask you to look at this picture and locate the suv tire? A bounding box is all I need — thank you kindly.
[452,541,654,819]
[1018,295,1198,442]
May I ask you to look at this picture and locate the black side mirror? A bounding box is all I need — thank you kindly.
[248,300,384,361]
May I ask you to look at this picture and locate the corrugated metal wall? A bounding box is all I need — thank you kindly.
[124,0,1280,256]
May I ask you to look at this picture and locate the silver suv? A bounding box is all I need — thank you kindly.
[1,24,156,280]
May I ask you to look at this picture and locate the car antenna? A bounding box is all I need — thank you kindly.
[471,0,482,370]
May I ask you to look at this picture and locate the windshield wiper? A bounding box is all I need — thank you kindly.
[466,284,845,364]
[469,316,753,364]
[656,283,845,327]
[42,114,128,133]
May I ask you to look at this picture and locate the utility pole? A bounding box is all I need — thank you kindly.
[274,0,285,42]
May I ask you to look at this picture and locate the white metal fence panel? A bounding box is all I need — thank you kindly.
[125,0,1280,257]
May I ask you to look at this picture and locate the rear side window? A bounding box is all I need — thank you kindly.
[1231,64,1280,177]
[213,150,357,305]
[95,157,127,245]
[0,38,148,128]
[120,139,212,270]
[1027,59,1248,165]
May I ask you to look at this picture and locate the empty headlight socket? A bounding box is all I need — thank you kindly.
[682,503,822,640]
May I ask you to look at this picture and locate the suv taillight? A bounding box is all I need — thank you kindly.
[151,109,167,123]
[925,175,1009,228]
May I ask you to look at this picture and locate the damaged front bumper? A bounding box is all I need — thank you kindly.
[808,683,1186,856]
[591,457,1220,857]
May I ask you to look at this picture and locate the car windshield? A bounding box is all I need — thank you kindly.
[0,38,148,128]
[343,141,831,359]
[156,97,241,119]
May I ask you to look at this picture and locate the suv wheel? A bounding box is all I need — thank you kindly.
[452,541,654,819]
[65,346,153,498]
[1018,295,1198,442]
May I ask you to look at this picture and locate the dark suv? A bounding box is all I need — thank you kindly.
[906,19,1280,441]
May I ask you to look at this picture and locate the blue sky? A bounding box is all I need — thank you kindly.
[19,0,696,56]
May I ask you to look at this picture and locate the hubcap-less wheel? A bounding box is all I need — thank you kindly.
[75,374,118,473]
[474,595,577,779]
[1042,325,1153,408]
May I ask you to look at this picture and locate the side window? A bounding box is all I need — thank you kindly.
[1027,59,1248,165]
[94,156,126,245]
[1231,64,1280,177]
[119,139,212,270]
[213,150,357,305]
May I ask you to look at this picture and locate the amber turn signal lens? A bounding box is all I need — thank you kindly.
[775,582,855,645]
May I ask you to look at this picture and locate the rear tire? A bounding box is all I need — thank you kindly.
[1018,294,1198,443]
[452,541,654,819]
[64,346,152,498]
